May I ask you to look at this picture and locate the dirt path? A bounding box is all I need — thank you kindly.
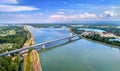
[23,55,27,71]
[22,37,31,71]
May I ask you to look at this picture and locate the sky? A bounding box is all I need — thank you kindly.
[0,0,120,23]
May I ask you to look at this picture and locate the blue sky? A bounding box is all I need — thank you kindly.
[0,0,120,23]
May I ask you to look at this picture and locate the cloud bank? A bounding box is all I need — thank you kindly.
[100,10,117,17]
[50,13,97,21]
[0,5,39,12]
[0,0,18,4]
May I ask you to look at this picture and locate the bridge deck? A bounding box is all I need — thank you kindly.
[0,35,81,56]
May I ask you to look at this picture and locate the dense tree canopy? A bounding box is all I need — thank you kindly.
[0,26,28,71]
[85,34,120,46]
[0,56,20,71]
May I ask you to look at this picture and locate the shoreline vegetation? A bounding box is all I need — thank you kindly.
[70,27,120,48]
[84,34,120,47]
[83,37,120,48]
[22,26,42,71]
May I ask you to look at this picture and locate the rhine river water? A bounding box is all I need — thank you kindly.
[28,26,120,71]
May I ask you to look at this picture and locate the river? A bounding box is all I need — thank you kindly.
[28,26,120,71]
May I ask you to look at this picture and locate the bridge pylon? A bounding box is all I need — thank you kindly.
[41,45,45,49]
[68,38,72,42]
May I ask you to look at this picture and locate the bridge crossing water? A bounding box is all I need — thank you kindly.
[0,35,81,56]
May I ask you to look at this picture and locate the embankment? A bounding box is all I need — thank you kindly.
[22,26,42,71]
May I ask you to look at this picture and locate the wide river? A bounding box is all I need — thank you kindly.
[28,26,120,71]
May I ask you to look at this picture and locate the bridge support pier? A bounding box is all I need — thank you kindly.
[68,38,72,42]
[78,36,81,39]
[41,45,45,49]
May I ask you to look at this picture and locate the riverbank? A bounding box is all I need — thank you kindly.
[69,28,120,48]
[22,26,42,71]
[83,37,120,48]
[23,26,120,71]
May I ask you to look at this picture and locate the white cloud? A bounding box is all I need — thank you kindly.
[0,13,44,23]
[76,4,85,6]
[0,0,18,4]
[50,13,97,21]
[100,10,117,17]
[0,13,43,17]
[0,5,39,12]
[57,11,65,14]
[0,11,119,23]
[70,13,97,19]
[50,14,67,20]
[58,9,74,13]
[111,6,120,9]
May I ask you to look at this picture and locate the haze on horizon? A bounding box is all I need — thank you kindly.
[0,0,120,23]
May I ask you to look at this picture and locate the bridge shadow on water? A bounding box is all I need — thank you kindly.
[37,38,80,53]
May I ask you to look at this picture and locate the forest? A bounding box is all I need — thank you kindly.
[85,34,120,47]
[0,26,28,71]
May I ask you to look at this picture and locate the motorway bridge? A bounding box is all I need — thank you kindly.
[0,35,81,56]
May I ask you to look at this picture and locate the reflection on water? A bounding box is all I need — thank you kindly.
[28,26,120,71]
[27,26,72,44]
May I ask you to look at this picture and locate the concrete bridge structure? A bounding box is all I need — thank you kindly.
[0,35,81,56]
